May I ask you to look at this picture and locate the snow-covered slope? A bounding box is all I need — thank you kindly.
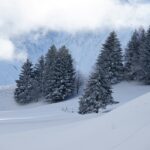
[0,81,149,112]
[0,83,150,150]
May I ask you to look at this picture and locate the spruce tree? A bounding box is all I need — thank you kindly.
[51,46,75,102]
[124,30,141,80]
[59,46,75,99]
[137,28,146,81]
[14,59,36,104]
[139,27,150,84]
[44,45,58,102]
[79,66,114,114]
[98,31,123,84]
[34,55,45,98]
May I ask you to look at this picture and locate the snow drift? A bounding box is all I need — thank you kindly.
[0,83,150,150]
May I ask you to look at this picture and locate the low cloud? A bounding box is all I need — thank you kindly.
[0,0,150,61]
[0,38,27,61]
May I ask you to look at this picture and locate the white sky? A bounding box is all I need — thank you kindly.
[0,0,150,61]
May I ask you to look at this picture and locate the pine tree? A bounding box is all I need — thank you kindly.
[79,32,122,114]
[98,31,123,84]
[51,46,75,102]
[137,28,146,81]
[34,55,45,98]
[139,27,150,84]
[79,66,114,114]
[44,45,58,102]
[124,30,142,80]
[14,59,36,104]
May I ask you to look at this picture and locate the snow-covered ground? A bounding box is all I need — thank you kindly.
[0,82,150,150]
[0,81,150,111]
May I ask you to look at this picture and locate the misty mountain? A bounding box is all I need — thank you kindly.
[2,29,132,85]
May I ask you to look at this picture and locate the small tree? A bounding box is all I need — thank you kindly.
[14,59,36,104]
[79,66,114,114]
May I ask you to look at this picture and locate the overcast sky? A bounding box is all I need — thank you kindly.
[0,0,150,61]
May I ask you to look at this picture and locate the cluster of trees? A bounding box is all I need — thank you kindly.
[79,31,122,114]
[79,27,150,114]
[124,28,150,84]
[14,45,83,104]
[15,27,150,114]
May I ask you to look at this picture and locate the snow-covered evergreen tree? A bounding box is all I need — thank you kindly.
[51,46,75,102]
[34,55,45,98]
[137,28,146,81]
[79,32,123,114]
[44,45,58,102]
[98,31,123,84]
[14,59,37,104]
[43,45,75,102]
[79,66,114,114]
[124,30,142,80]
[139,27,150,84]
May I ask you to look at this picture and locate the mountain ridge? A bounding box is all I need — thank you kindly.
[2,29,132,85]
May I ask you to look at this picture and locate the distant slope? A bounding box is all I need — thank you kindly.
[0,84,150,150]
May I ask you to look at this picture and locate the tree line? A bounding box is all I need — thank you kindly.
[15,27,150,114]
[79,28,150,114]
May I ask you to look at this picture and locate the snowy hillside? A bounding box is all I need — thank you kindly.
[0,82,150,150]
[0,81,150,111]
[0,0,149,149]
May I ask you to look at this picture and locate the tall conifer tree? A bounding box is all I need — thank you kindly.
[78,33,121,114]
[139,27,150,84]
[98,31,123,84]
[44,45,57,102]
[124,30,141,80]
[51,46,75,102]
[14,59,36,104]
